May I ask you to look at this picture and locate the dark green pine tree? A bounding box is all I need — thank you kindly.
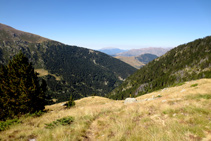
[0,52,47,120]
[0,65,11,119]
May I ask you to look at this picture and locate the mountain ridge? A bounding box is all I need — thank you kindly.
[0,23,136,102]
[108,36,211,99]
[98,48,128,56]
[116,47,171,57]
[0,23,50,43]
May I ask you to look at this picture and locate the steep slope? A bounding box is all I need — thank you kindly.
[108,36,211,99]
[116,47,170,57]
[1,78,211,140]
[0,23,136,102]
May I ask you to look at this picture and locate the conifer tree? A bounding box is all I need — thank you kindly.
[0,52,47,120]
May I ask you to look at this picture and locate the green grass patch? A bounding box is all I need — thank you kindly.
[45,116,74,129]
[30,110,46,117]
[163,106,210,117]
[186,94,211,100]
[190,83,198,87]
[171,82,185,87]
[0,118,20,131]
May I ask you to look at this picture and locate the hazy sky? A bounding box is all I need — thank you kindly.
[1,0,211,50]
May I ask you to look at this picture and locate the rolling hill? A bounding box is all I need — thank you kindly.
[0,23,136,102]
[108,36,211,99]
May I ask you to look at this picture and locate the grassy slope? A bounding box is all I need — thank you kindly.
[0,78,211,141]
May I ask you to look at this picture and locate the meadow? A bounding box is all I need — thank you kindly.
[0,79,211,141]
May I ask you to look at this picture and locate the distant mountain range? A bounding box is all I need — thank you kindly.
[108,36,211,99]
[116,47,171,57]
[0,23,136,102]
[98,47,169,68]
[99,47,170,57]
[98,48,128,56]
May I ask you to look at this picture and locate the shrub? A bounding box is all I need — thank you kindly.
[190,83,198,87]
[45,116,74,129]
[0,118,20,131]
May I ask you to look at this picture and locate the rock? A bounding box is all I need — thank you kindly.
[157,94,162,97]
[124,98,137,104]
[61,103,66,106]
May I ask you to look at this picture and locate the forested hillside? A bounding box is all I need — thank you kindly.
[0,23,136,102]
[108,36,211,99]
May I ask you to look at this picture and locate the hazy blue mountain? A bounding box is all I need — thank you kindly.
[116,47,171,57]
[98,48,128,56]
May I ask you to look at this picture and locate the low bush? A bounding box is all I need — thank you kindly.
[0,118,20,131]
[190,83,198,87]
[45,116,74,129]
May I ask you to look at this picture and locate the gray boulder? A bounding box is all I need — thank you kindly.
[124,98,137,104]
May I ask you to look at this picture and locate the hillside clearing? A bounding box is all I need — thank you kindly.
[0,79,211,141]
[35,69,61,81]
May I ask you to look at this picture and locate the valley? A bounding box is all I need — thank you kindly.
[1,1,211,140]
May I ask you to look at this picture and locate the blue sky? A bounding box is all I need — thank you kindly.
[1,0,211,50]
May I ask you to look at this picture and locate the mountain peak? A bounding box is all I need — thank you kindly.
[0,23,50,43]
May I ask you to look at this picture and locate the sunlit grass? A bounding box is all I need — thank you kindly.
[0,79,211,140]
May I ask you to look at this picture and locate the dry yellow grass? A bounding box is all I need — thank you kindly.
[0,79,211,141]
